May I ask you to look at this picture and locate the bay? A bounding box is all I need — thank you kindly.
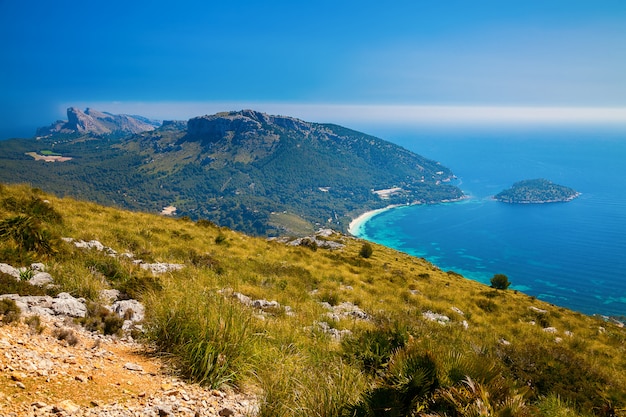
[354,125,626,317]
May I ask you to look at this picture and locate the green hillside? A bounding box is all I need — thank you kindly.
[0,110,463,236]
[1,183,624,417]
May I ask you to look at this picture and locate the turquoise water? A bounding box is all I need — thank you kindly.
[355,126,626,317]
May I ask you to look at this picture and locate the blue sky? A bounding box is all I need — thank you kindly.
[1,0,625,138]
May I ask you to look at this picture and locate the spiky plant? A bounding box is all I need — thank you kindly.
[0,215,56,254]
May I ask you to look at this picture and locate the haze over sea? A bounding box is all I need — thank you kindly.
[353,125,626,318]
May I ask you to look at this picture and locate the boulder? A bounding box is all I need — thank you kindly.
[29,272,54,287]
[30,263,46,271]
[333,302,369,320]
[232,292,252,306]
[252,299,280,310]
[451,306,465,316]
[140,263,184,274]
[423,311,450,325]
[0,263,20,278]
[112,299,145,322]
[124,362,144,372]
[52,293,87,318]
[100,289,120,303]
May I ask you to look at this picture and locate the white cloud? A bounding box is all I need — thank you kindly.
[65,101,626,127]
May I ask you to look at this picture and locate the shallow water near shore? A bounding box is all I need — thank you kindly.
[354,125,626,317]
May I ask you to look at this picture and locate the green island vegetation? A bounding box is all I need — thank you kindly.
[495,179,580,204]
[1,183,625,417]
[0,110,463,236]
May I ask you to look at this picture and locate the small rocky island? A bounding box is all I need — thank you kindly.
[495,179,580,204]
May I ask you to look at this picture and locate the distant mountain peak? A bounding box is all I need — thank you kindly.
[36,107,161,137]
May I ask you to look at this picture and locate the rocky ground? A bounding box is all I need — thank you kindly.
[0,314,258,417]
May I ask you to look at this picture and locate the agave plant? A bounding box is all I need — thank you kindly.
[348,346,440,417]
[0,215,56,254]
[432,377,533,417]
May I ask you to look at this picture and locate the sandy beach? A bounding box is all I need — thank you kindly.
[348,206,398,236]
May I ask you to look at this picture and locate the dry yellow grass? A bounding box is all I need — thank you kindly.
[2,183,625,416]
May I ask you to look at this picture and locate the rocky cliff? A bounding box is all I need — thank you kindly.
[36,107,160,137]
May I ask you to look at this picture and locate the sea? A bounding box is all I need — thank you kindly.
[352,125,626,318]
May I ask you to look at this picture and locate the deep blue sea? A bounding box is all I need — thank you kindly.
[354,125,626,318]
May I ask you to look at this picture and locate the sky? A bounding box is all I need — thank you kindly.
[1,0,626,138]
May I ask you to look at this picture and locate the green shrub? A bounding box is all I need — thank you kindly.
[0,272,48,296]
[490,273,511,290]
[536,394,582,417]
[2,196,62,224]
[196,219,217,228]
[0,215,56,254]
[0,246,34,266]
[25,315,45,334]
[53,327,79,346]
[24,197,63,224]
[78,302,125,336]
[431,376,533,417]
[359,242,373,258]
[342,318,410,375]
[188,249,221,270]
[349,347,440,416]
[476,298,498,313]
[115,274,162,300]
[318,290,339,307]
[0,298,21,324]
[85,256,129,282]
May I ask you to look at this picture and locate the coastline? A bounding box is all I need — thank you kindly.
[348,196,469,237]
[348,205,399,236]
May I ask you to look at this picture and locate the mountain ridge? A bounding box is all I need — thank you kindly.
[0,108,463,236]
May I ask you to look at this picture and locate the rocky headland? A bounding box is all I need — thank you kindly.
[36,108,160,138]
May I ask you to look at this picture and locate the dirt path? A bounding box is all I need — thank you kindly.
[0,316,257,416]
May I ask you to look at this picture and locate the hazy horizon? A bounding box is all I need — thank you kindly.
[2,1,625,138]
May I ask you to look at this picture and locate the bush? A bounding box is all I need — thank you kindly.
[78,302,125,336]
[0,298,21,324]
[490,274,511,290]
[196,219,217,228]
[298,237,317,251]
[0,215,56,254]
[0,272,48,296]
[342,318,410,375]
[25,315,45,334]
[496,343,624,414]
[188,249,221,270]
[1,196,63,224]
[85,256,129,282]
[215,233,227,245]
[349,347,440,416]
[476,298,498,313]
[359,242,373,258]
[115,275,162,300]
[53,328,79,346]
